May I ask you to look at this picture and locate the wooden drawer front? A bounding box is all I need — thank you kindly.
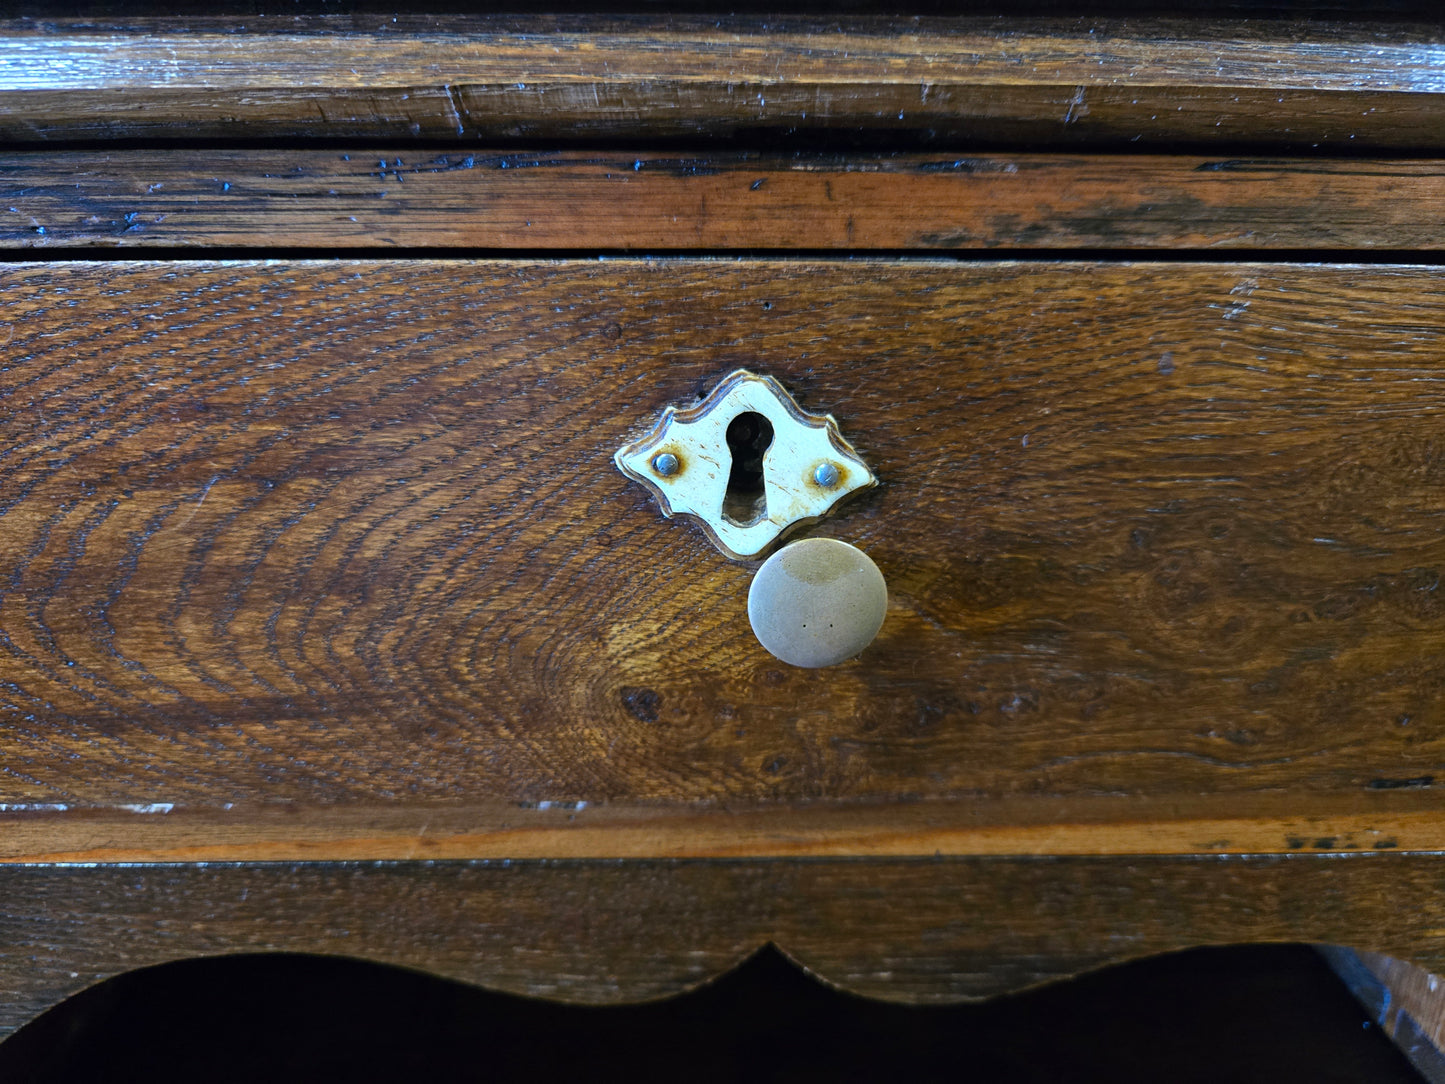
[2,258,1444,845]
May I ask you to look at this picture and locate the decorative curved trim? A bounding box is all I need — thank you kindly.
[4,854,1445,1036]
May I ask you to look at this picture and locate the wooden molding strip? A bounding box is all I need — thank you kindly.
[7,17,1444,93]
[1,17,1444,146]
[4,150,1445,250]
[3,794,1443,863]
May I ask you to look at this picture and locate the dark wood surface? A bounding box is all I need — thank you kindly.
[2,16,1445,148]
[5,854,1445,1036]
[8,150,1445,251]
[5,259,1445,837]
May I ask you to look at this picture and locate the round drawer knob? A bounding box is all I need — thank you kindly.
[748,538,887,668]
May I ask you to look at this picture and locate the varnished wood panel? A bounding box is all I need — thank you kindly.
[6,259,1445,829]
[3,854,1445,1034]
[8,150,1445,251]
[2,16,1445,147]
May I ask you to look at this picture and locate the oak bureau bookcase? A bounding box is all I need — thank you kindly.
[3,6,1445,1037]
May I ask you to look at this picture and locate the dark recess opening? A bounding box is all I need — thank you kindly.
[723,411,773,526]
[0,945,1426,1084]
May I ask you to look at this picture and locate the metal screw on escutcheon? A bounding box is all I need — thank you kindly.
[813,462,840,487]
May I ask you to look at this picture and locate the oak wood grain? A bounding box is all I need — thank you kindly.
[3,854,1445,1035]
[2,16,1445,147]
[4,259,1445,850]
[7,150,1445,251]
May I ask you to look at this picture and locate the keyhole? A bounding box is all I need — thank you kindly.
[723,411,774,526]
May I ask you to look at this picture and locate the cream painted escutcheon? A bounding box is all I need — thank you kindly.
[614,369,876,560]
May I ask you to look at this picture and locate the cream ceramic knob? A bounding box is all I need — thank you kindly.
[747,538,887,668]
